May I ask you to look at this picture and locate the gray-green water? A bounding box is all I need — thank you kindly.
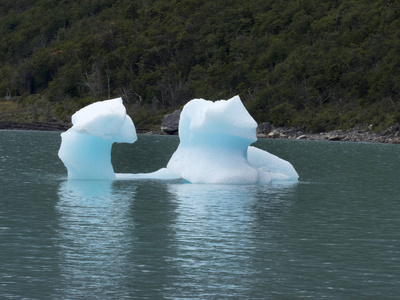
[1,130,400,299]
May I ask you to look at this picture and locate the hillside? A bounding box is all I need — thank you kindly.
[1,0,400,131]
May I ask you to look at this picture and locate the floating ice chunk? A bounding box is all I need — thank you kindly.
[166,95,298,184]
[167,96,258,184]
[58,95,298,184]
[58,98,137,180]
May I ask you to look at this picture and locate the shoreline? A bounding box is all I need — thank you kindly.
[1,121,400,144]
[256,126,400,144]
[0,121,70,131]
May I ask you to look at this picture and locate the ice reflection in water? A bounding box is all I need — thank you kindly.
[56,180,183,299]
[56,180,136,299]
[55,178,297,299]
[166,183,297,298]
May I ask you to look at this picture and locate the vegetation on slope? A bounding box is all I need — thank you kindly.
[1,0,400,131]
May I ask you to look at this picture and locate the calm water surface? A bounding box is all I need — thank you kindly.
[1,131,400,299]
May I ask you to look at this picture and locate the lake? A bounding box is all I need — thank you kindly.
[1,130,400,299]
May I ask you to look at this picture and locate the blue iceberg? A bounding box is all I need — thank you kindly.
[58,97,137,180]
[58,96,298,184]
[166,95,298,184]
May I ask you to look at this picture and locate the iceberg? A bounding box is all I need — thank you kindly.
[58,95,298,184]
[58,98,137,180]
[166,95,298,184]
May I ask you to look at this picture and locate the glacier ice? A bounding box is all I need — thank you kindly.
[58,95,298,184]
[58,97,137,180]
[166,95,298,184]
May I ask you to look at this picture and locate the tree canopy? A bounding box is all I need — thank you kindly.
[1,0,400,131]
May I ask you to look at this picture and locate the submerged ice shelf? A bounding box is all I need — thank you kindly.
[115,168,180,181]
[58,96,298,184]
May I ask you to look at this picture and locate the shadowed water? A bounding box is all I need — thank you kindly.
[1,131,400,299]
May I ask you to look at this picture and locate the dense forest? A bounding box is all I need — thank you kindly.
[1,0,400,131]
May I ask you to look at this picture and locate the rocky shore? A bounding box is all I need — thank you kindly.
[255,123,400,144]
[0,121,70,131]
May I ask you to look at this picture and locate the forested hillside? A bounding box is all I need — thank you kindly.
[1,0,400,131]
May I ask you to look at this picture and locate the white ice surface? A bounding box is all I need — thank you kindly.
[167,95,298,184]
[58,96,298,184]
[58,98,137,180]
